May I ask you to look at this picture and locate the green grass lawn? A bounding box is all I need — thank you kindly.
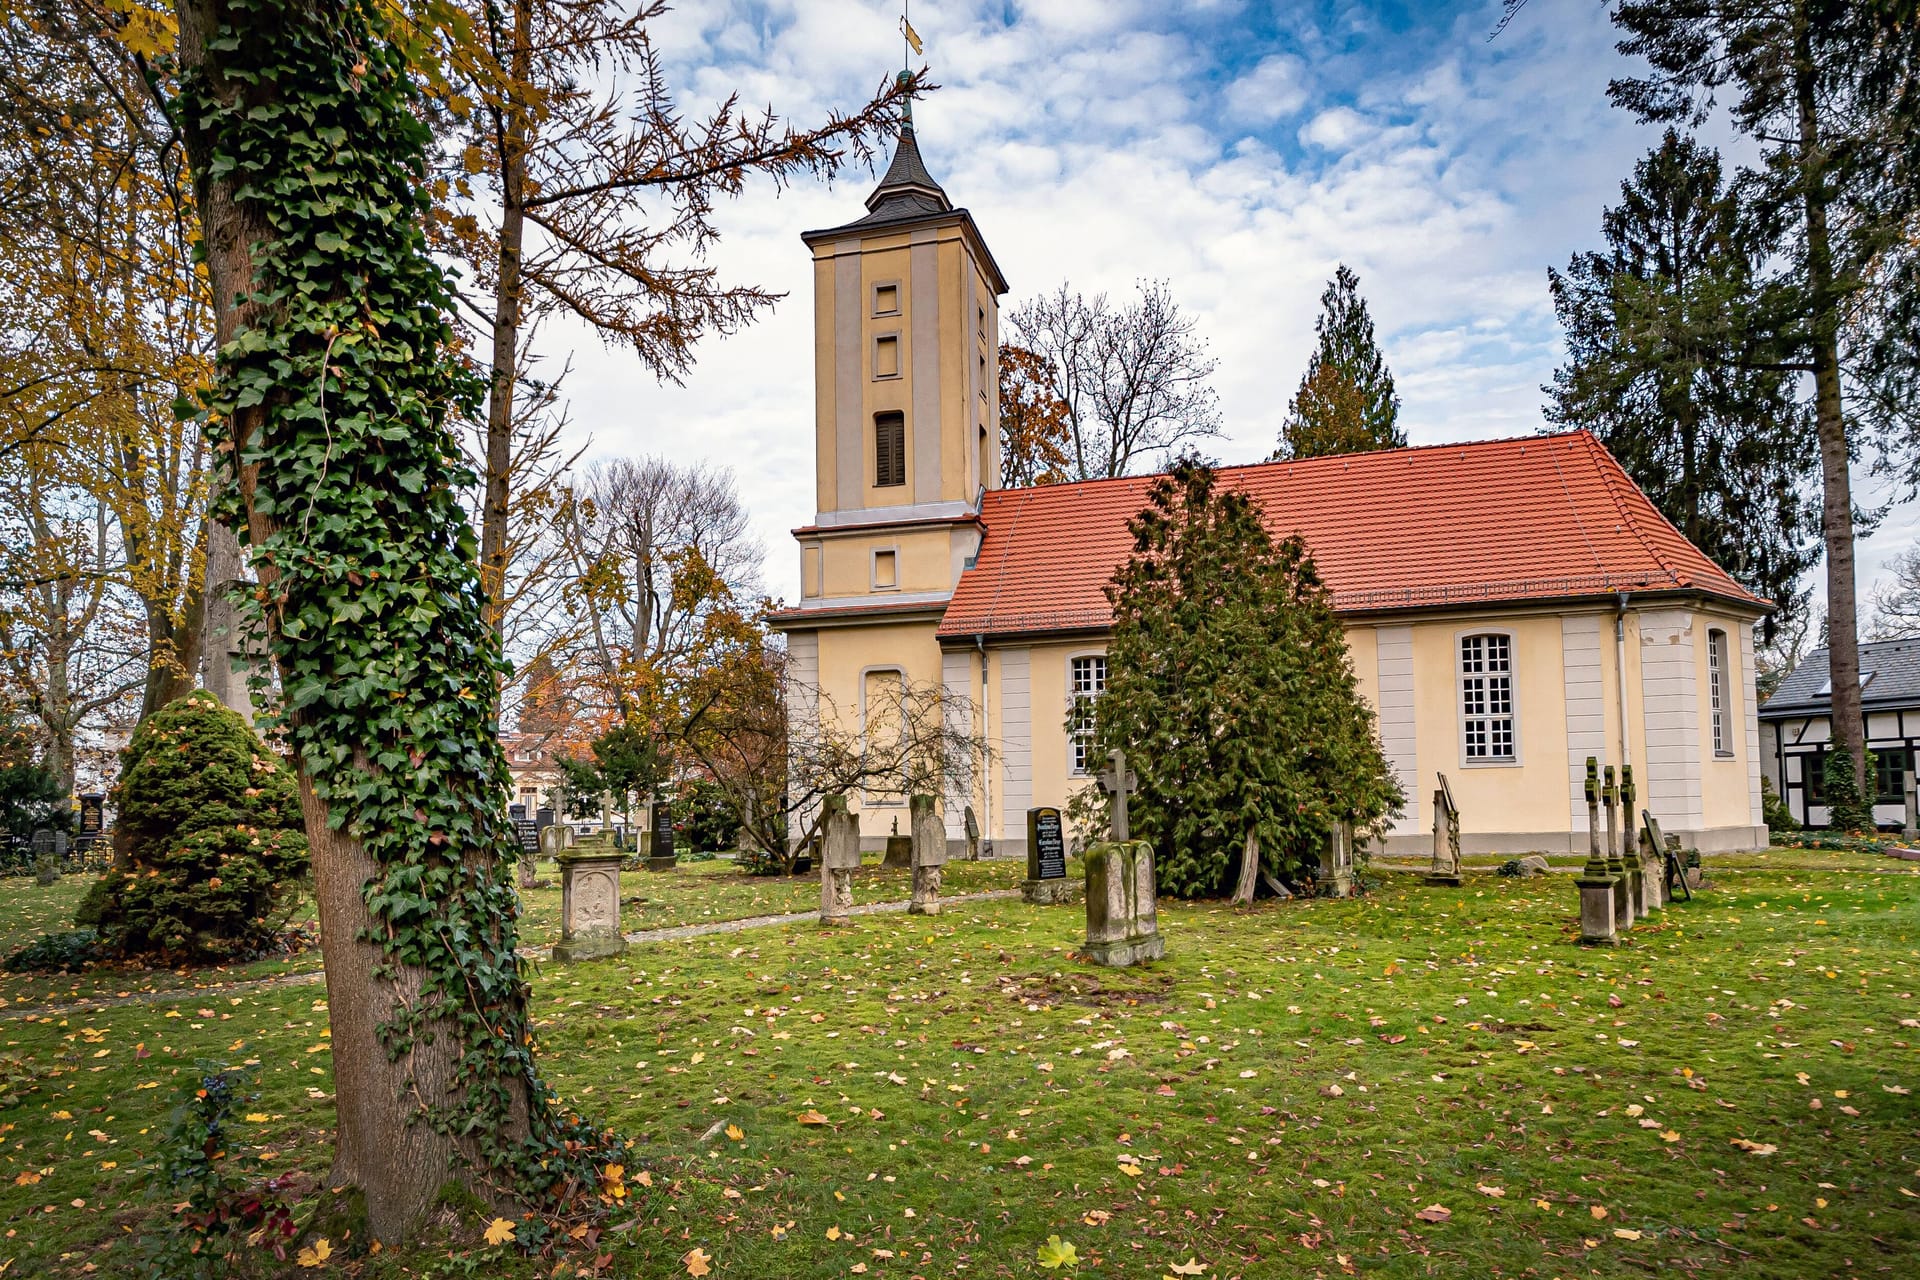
[0,857,1914,1277]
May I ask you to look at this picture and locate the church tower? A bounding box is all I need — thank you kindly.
[791,96,1008,609]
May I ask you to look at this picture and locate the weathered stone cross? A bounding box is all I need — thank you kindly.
[1097,748,1138,841]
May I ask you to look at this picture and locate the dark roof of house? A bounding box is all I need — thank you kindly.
[934,430,1768,640]
[1760,637,1920,717]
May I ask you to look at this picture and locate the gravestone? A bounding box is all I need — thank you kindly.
[1316,821,1356,898]
[819,795,860,926]
[646,801,676,871]
[1620,765,1651,915]
[882,813,913,868]
[511,805,541,888]
[553,830,626,961]
[1602,766,1634,931]
[1022,806,1074,904]
[1083,750,1162,965]
[907,794,946,915]
[1427,773,1462,886]
[31,829,57,886]
[77,793,104,837]
[963,806,980,861]
[1576,758,1617,945]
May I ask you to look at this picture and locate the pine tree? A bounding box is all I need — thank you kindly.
[1608,1,1920,808]
[1547,130,1820,631]
[1093,459,1401,902]
[1276,265,1404,459]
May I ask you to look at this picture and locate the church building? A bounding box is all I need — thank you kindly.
[767,115,1770,860]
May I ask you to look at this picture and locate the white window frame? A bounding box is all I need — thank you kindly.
[1708,628,1733,757]
[1457,629,1518,766]
[1067,652,1108,776]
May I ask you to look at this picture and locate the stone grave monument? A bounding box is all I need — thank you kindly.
[818,794,860,926]
[907,794,946,915]
[553,830,626,961]
[646,800,676,871]
[1426,773,1462,886]
[1316,821,1356,898]
[963,805,980,861]
[1023,806,1073,904]
[1576,757,1617,945]
[31,829,57,885]
[882,813,913,868]
[1603,766,1634,931]
[1621,766,1652,915]
[1082,749,1163,966]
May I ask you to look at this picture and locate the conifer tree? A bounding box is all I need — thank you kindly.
[1276,265,1404,459]
[1547,130,1819,630]
[1092,460,1400,902]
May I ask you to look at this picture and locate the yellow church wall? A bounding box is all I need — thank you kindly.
[808,618,947,840]
[1345,625,1380,709]
[1696,609,1757,830]
[815,528,958,597]
[1406,612,1573,840]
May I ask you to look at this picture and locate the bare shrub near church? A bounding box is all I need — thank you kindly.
[731,674,982,873]
[1006,280,1223,480]
[1090,460,1400,901]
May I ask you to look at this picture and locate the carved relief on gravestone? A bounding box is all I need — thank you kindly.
[818,794,861,926]
[1022,806,1075,905]
[908,794,946,915]
[553,831,626,961]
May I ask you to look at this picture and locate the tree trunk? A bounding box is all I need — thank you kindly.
[139,545,207,722]
[174,0,530,1239]
[1795,11,1866,794]
[199,518,255,722]
[1232,828,1259,906]
[478,0,534,642]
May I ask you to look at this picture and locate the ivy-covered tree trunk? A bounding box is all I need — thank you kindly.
[173,0,609,1242]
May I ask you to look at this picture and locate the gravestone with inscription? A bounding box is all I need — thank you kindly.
[1022,807,1074,904]
[819,794,861,926]
[907,794,947,915]
[553,830,626,961]
[1082,750,1163,965]
[646,801,676,871]
[77,793,104,837]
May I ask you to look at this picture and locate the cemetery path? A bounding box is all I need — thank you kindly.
[0,889,1025,1021]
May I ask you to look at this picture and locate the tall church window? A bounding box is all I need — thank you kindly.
[1459,633,1515,762]
[1069,654,1107,775]
[1708,628,1731,756]
[875,411,906,487]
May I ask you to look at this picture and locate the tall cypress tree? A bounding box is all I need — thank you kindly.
[1093,460,1401,902]
[1547,130,1820,631]
[1276,265,1405,459]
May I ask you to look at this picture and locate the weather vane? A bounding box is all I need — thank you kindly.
[901,1,923,70]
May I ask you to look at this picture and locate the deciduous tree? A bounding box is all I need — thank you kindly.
[998,343,1071,487]
[1007,280,1223,480]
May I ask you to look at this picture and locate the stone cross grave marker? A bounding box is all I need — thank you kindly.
[1097,749,1138,841]
[819,794,861,926]
[1023,807,1074,904]
[907,794,947,915]
[552,830,626,961]
[1576,757,1617,945]
[1620,765,1651,914]
[1603,766,1633,931]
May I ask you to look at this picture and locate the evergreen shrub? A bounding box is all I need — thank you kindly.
[1821,746,1877,834]
[76,692,309,963]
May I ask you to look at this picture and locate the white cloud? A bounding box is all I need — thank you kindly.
[1225,54,1310,122]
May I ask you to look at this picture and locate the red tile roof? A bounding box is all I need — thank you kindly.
[936,431,1766,640]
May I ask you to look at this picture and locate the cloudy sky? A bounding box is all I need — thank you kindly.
[535,0,1914,611]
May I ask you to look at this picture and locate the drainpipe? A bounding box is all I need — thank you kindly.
[1615,592,1633,775]
[976,635,992,855]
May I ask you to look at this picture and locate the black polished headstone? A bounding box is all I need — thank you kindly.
[77,794,105,836]
[1026,807,1066,881]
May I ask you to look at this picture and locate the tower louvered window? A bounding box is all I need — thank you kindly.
[875,411,906,487]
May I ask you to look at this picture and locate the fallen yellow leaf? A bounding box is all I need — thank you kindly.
[482,1218,515,1247]
[683,1246,712,1277]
